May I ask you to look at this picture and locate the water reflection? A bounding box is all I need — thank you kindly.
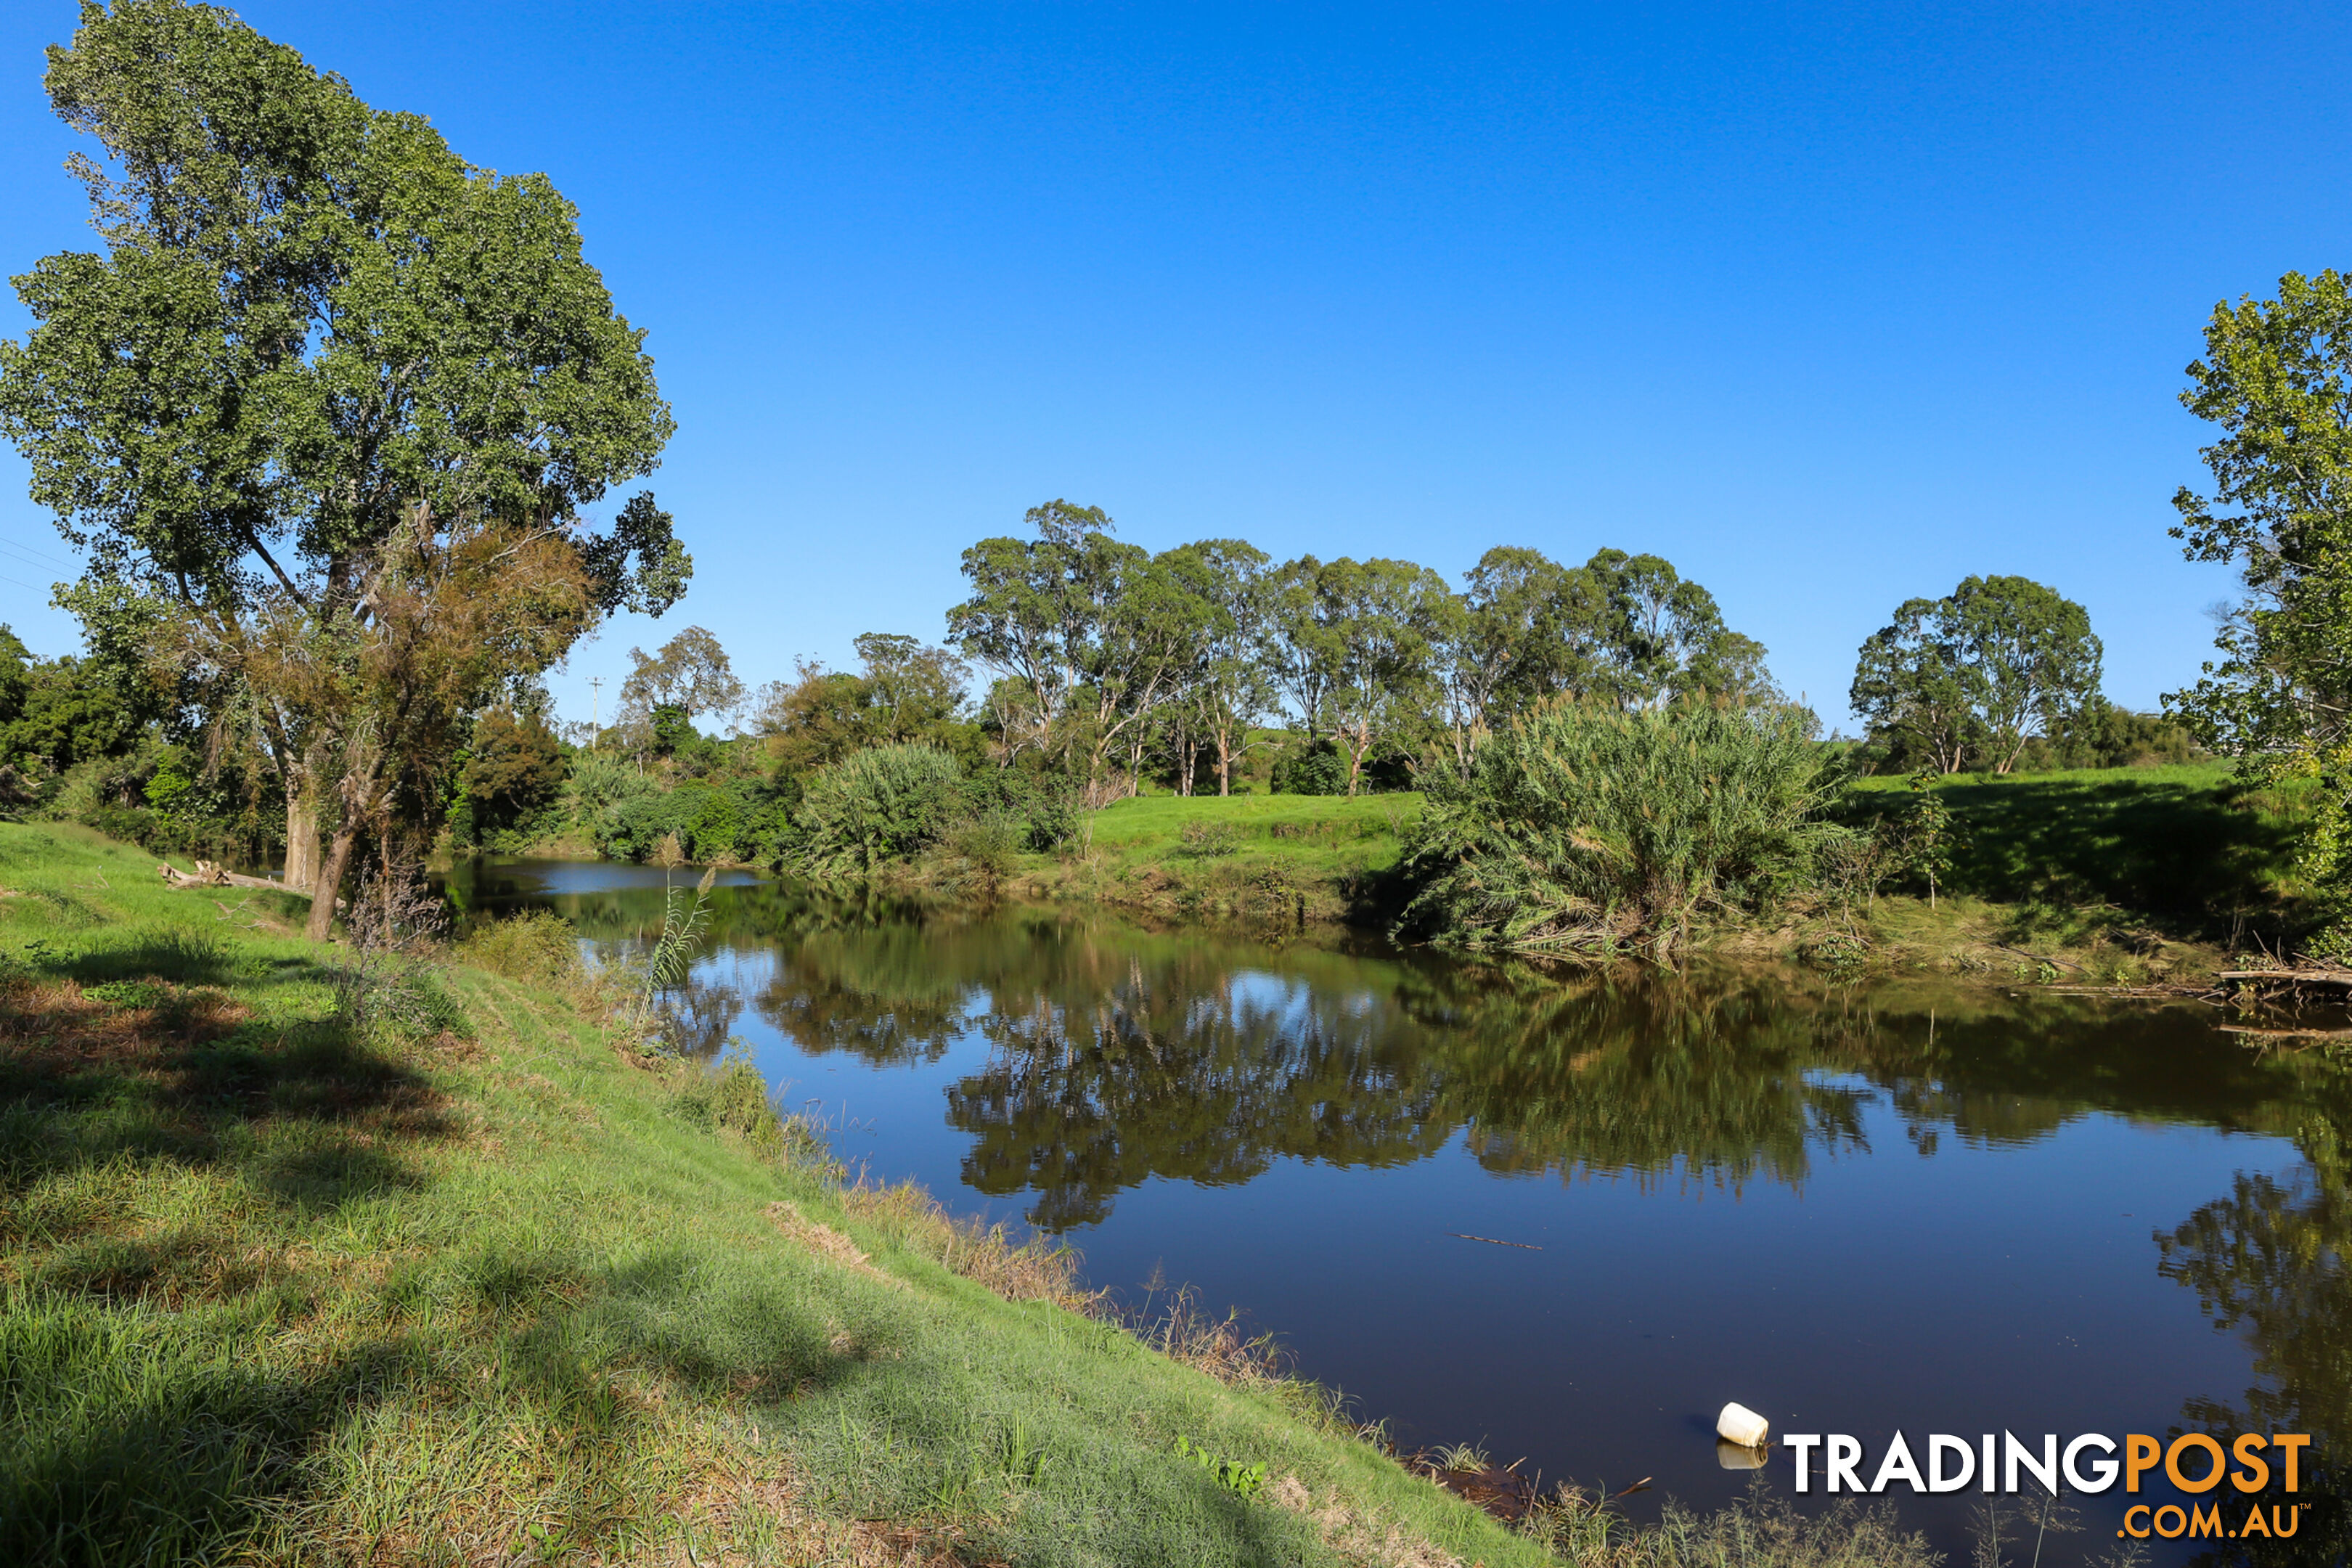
[2158,1051,2352,1564]
[447,858,2352,1559]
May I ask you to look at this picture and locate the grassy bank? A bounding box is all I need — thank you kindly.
[0,822,1575,1567]
[999,793,1421,926]
[978,762,2298,981]
[1849,759,2308,934]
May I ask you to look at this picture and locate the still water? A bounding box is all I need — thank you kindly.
[448,859,2349,1562]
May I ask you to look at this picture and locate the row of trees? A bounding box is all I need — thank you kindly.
[942,500,1780,799]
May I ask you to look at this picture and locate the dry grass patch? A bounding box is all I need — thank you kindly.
[766,1199,907,1291]
[841,1179,1097,1312]
[0,976,250,1074]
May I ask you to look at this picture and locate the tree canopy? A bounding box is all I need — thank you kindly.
[1850,576,2102,775]
[0,0,687,932]
[2165,269,2352,952]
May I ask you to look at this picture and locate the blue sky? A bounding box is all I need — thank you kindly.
[3,1,2346,730]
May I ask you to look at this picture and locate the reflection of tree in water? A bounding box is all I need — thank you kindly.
[755,922,984,1066]
[947,955,1450,1229]
[663,974,746,1060]
[1392,962,1874,1191]
[2158,1055,2352,1567]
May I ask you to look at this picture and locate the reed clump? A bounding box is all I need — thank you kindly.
[1398,699,1829,956]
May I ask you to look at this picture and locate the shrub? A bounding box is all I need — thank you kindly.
[1271,738,1347,796]
[330,955,467,1045]
[955,767,1082,852]
[454,910,581,987]
[944,812,1024,882]
[1397,699,1829,954]
[1177,820,1242,857]
[788,743,963,875]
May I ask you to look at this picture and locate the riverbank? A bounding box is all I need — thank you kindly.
[3,822,1954,1567]
[949,763,2289,984]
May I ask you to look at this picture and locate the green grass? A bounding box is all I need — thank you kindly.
[1026,793,1423,923]
[0,822,1558,1567]
[1850,759,2311,939]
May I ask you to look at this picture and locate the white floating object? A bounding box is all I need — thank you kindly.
[1715,1402,1770,1447]
[1718,1438,1768,1470]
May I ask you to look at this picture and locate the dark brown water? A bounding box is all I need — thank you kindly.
[449,859,2352,1564]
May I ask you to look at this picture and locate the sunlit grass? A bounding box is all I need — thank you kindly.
[0,822,1560,1567]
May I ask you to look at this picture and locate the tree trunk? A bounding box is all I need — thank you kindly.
[284,789,321,891]
[306,827,358,942]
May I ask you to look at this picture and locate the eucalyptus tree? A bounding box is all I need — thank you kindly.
[1850,600,1976,772]
[946,499,1140,772]
[1587,549,1773,709]
[2167,269,2352,950]
[1851,576,2101,775]
[947,501,1216,791]
[1100,549,1217,793]
[618,624,745,749]
[1440,547,1575,752]
[0,0,686,934]
[1270,555,1453,795]
[1159,539,1276,796]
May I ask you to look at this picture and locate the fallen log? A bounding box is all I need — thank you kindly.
[2220,968,2352,989]
[158,859,313,898]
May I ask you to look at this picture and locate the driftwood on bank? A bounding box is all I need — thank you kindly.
[2219,968,2352,992]
[158,860,314,898]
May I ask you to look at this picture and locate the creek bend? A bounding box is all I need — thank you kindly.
[447,858,2349,1563]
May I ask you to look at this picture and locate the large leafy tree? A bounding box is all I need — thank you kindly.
[0,0,687,936]
[618,624,744,753]
[1850,576,2102,775]
[2167,270,2352,950]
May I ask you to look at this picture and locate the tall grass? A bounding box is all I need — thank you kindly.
[1398,701,1829,955]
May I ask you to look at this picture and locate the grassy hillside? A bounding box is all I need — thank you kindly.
[1010,793,1424,926]
[1850,759,2310,939]
[0,822,1584,1567]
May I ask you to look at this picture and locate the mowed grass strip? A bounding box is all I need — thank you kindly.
[0,822,1550,1568]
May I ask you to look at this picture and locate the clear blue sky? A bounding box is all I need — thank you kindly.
[3,1,2345,730]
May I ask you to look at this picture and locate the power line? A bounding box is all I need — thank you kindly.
[0,532,72,569]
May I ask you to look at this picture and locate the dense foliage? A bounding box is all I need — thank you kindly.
[0,0,687,934]
[1396,701,1830,954]
[1849,575,2109,775]
[2166,269,2352,953]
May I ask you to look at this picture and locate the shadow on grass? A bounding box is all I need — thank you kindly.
[0,962,875,1567]
[1922,773,2300,938]
[0,963,460,1565]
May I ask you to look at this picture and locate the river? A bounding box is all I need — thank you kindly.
[446,857,2350,1564]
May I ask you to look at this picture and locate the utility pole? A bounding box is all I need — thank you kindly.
[588,676,604,750]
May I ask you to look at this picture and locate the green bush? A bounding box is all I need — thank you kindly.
[944,813,1026,881]
[955,768,1081,852]
[788,743,964,875]
[454,910,581,986]
[1272,738,1347,796]
[1397,700,1828,954]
